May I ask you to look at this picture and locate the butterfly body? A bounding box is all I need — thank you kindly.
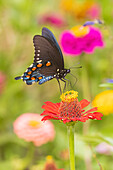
[15,27,70,91]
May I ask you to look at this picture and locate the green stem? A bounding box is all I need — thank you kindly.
[80,54,93,170]
[80,54,91,101]
[67,125,75,170]
[23,143,35,169]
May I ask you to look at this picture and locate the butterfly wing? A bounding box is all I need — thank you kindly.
[15,27,64,85]
[42,27,64,68]
[33,35,64,76]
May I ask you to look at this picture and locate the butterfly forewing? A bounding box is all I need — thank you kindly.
[42,27,64,68]
[33,35,64,76]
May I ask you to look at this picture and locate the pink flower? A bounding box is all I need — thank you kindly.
[87,4,101,19]
[38,13,67,28]
[60,25,104,56]
[96,142,113,155]
[13,113,55,146]
[0,71,6,94]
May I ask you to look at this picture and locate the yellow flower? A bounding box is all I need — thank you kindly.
[60,0,74,12]
[60,0,95,20]
[92,90,113,115]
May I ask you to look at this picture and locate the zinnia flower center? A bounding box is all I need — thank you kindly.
[28,120,41,128]
[59,91,82,119]
[71,25,90,37]
[60,90,78,102]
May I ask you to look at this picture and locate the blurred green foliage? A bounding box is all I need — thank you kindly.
[0,0,113,169]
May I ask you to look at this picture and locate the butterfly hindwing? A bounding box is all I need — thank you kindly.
[22,62,54,85]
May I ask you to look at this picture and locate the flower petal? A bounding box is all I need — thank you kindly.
[85,112,103,120]
[40,110,58,117]
[41,116,59,121]
[42,101,60,114]
[83,107,98,114]
[80,99,90,109]
[79,116,89,122]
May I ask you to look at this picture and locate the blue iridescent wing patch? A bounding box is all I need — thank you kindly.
[15,62,53,85]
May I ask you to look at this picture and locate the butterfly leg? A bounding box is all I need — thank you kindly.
[63,78,72,89]
[60,78,67,92]
[57,79,62,94]
[61,77,73,91]
[69,73,78,89]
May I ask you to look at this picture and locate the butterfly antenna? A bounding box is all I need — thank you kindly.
[69,66,82,69]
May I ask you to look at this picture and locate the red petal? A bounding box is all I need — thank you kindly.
[40,110,58,116]
[78,116,88,122]
[63,119,71,123]
[41,116,59,121]
[80,99,90,109]
[42,101,60,114]
[83,107,98,114]
[85,112,103,120]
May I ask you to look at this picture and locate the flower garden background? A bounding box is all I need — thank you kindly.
[0,0,113,169]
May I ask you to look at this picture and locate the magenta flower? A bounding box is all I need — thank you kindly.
[60,25,104,56]
[38,13,67,28]
[13,113,55,146]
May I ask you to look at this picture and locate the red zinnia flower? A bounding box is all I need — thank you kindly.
[41,91,103,124]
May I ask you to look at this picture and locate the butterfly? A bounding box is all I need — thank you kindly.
[15,27,70,93]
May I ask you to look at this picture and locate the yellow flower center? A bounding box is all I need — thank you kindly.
[28,120,41,128]
[60,90,78,102]
[71,25,90,37]
[46,155,53,161]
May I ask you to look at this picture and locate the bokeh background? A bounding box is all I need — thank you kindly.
[0,0,113,169]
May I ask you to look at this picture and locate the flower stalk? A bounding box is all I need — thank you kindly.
[67,124,75,170]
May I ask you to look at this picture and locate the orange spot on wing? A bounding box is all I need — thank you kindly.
[38,77,42,80]
[37,63,42,67]
[26,75,30,78]
[28,71,32,75]
[32,67,36,71]
[31,77,36,80]
[46,61,51,67]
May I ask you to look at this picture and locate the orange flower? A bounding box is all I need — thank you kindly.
[60,0,101,20]
[13,113,55,146]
